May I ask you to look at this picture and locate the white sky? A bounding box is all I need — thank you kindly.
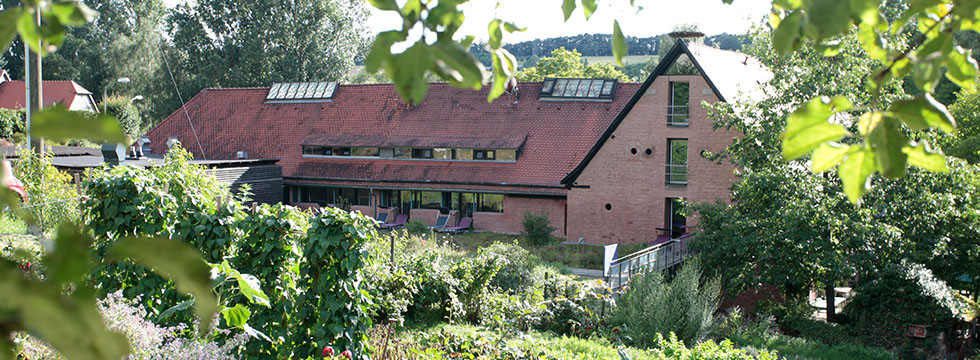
[162,0,771,42]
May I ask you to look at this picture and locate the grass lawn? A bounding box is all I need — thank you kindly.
[412,230,647,270]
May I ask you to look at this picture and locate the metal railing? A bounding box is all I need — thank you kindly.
[666,164,688,185]
[667,105,690,126]
[606,236,690,292]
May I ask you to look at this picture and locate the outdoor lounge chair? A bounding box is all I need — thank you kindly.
[373,212,389,225]
[428,214,450,229]
[379,214,408,229]
[438,217,472,234]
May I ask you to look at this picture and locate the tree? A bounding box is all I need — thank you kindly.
[167,0,369,94]
[515,47,630,82]
[937,90,980,163]
[100,95,141,138]
[693,28,980,321]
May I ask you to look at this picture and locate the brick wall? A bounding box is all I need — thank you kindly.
[472,195,567,236]
[567,74,737,245]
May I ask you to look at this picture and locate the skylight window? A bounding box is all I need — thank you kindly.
[266,82,338,103]
[539,78,617,101]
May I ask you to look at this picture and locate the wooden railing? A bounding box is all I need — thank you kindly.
[606,236,690,292]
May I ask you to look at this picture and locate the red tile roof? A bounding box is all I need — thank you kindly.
[0,80,95,110]
[145,82,640,194]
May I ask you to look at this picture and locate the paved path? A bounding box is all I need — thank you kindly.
[568,267,604,278]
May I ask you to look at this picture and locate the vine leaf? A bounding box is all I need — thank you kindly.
[562,0,576,21]
[221,304,251,328]
[106,237,218,335]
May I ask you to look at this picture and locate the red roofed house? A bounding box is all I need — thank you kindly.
[0,69,99,112]
[144,40,769,243]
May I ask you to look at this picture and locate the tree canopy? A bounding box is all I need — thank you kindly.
[515,47,630,82]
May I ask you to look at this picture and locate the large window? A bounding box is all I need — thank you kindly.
[288,186,370,206]
[668,81,690,126]
[666,139,688,185]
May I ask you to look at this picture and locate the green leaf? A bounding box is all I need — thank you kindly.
[430,39,485,89]
[45,223,92,286]
[838,147,877,204]
[17,9,45,56]
[243,323,273,342]
[31,105,126,143]
[221,304,251,328]
[49,2,97,26]
[780,96,852,160]
[849,0,880,25]
[365,31,407,73]
[582,0,597,19]
[213,261,271,307]
[562,0,576,22]
[385,41,432,104]
[158,299,195,321]
[772,10,804,54]
[488,48,516,102]
[612,20,627,67]
[803,0,852,39]
[488,19,503,49]
[888,94,956,133]
[811,142,853,173]
[503,22,526,33]
[366,0,399,11]
[107,237,218,335]
[0,263,129,360]
[944,46,979,93]
[857,22,887,62]
[903,142,948,172]
[866,114,908,178]
[0,7,23,54]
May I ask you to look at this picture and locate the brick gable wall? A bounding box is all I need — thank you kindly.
[566,74,737,244]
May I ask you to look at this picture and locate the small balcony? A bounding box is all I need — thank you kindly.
[666,164,688,186]
[667,105,689,127]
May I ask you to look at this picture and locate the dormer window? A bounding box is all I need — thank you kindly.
[412,148,433,158]
[474,149,496,160]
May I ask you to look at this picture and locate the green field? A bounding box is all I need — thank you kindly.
[583,54,658,65]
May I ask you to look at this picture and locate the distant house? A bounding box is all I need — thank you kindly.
[144,39,771,243]
[0,70,99,112]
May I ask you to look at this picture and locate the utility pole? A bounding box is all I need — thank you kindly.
[24,41,30,150]
[28,9,43,155]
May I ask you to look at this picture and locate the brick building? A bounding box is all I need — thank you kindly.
[143,40,769,243]
[562,40,771,243]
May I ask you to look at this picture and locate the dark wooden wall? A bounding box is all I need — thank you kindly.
[208,164,283,204]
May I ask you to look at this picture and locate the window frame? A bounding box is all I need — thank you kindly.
[666,138,689,186]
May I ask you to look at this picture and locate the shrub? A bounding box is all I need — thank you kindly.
[0,108,25,139]
[522,211,556,245]
[612,258,721,346]
[405,219,428,235]
[100,95,142,138]
[13,148,79,230]
[844,263,963,356]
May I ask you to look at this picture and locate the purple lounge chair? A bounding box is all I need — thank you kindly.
[379,214,408,229]
[438,217,472,234]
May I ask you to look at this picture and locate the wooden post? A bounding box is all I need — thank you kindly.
[251,202,258,213]
[73,173,81,195]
